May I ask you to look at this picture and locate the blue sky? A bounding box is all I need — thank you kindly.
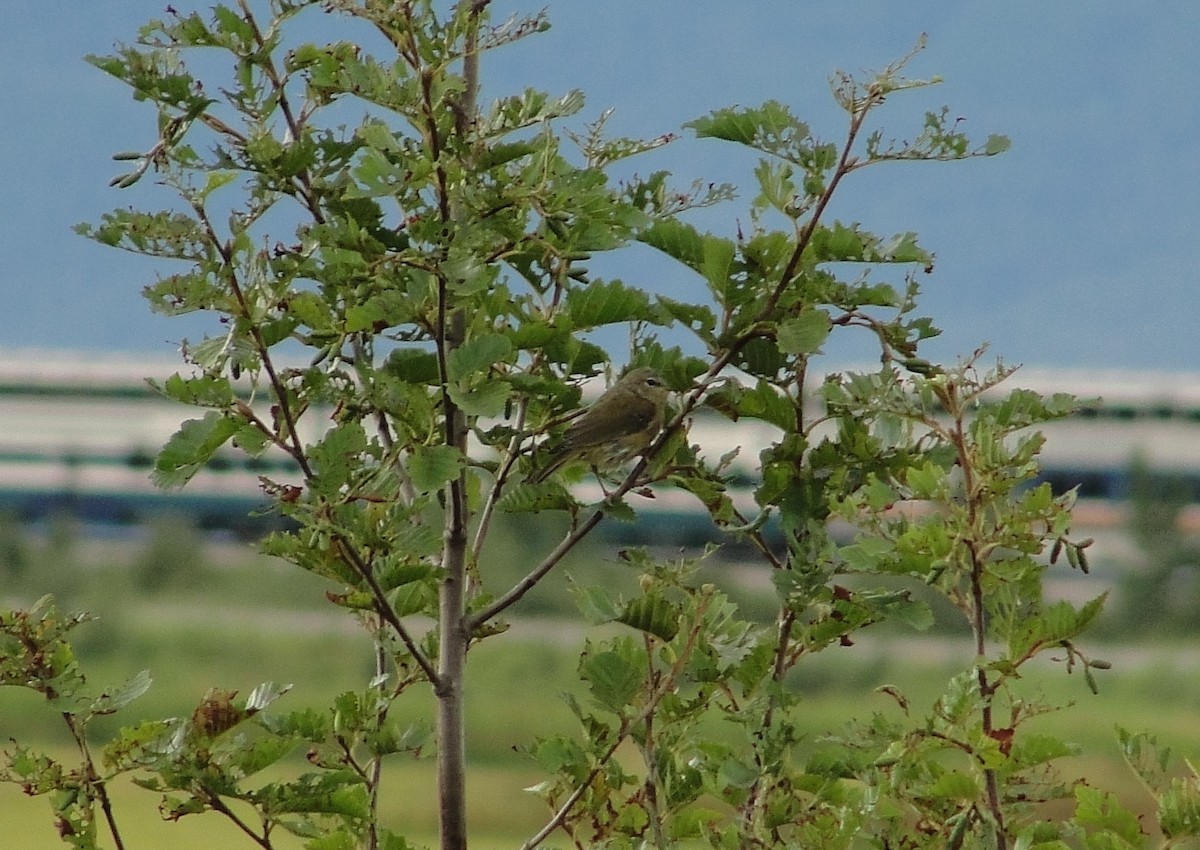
[2,2,1198,371]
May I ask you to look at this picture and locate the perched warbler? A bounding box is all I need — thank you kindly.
[529,366,670,483]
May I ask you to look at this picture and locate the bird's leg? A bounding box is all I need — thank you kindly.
[591,465,614,499]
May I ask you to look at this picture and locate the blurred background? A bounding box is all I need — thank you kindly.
[2,2,1198,846]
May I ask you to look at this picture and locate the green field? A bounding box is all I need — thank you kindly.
[2,535,1198,849]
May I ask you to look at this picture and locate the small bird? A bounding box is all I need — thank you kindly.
[528,366,670,483]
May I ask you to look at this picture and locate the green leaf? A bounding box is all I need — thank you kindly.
[232,422,272,457]
[151,373,235,407]
[256,770,371,819]
[447,333,513,381]
[617,592,680,641]
[925,770,978,800]
[752,159,796,214]
[579,644,642,712]
[198,169,239,202]
[735,336,786,378]
[231,736,297,778]
[863,589,934,630]
[984,134,1012,155]
[639,219,735,295]
[687,101,810,158]
[384,348,441,384]
[704,379,794,432]
[1073,784,1142,848]
[153,412,239,488]
[1013,733,1079,768]
[408,445,462,493]
[448,380,511,417]
[565,278,653,327]
[777,309,832,355]
[499,481,584,514]
[1010,593,1109,660]
[717,756,760,790]
[600,498,638,523]
[1160,777,1200,840]
[655,296,717,342]
[574,585,622,624]
[309,422,370,488]
[304,830,358,850]
[344,300,387,333]
[90,670,153,716]
[245,681,291,713]
[532,735,589,779]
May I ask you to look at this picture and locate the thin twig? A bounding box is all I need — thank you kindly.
[518,596,711,850]
[206,792,275,850]
[470,394,531,565]
[336,538,441,686]
[63,714,127,850]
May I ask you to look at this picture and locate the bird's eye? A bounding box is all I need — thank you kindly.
[645,378,661,387]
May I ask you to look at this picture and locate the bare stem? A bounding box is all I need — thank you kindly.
[946,390,1008,849]
[63,714,127,850]
[207,792,275,850]
[433,6,491,849]
[519,596,711,850]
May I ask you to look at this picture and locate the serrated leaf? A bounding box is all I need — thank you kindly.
[198,169,239,201]
[408,445,462,493]
[753,159,796,214]
[1015,733,1079,767]
[735,336,786,378]
[153,411,239,488]
[580,647,642,712]
[565,278,653,327]
[232,422,272,457]
[655,296,717,342]
[90,670,153,716]
[498,482,583,514]
[448,379,510,417]
[532,735,589,778]
[705,379,794,432]
[878,231,929,264]
[687,101,810,157]
[600,498,638,523]
[1073,784,1143,847]
[639,219,735,295]
[617,593,680,641]
[384,348,440,384]
[777,310,832,355]
[309,422,369,489]
[984,134,1012,155]
[232,736,298,778]
[389,580,436,617]
[257,770,370,819]
[151,373,235,407]
[926,770,978,800]
[344,300,387,333]
[447,333,513,380]
[246,681,292,713]
[1160,778,1200,839]
[508,320,563,351]
[574,584,622,624]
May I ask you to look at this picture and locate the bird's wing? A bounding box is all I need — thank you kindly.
[564,403,656,449]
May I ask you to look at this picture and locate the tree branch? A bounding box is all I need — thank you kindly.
[519,595,710,850]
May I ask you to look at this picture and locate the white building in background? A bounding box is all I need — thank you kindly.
[2,349,1199,540]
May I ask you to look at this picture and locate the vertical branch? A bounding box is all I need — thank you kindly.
[433,5,491,850]
[365,635,390,850]
[64,714,127,850]
[944,387,1008,849]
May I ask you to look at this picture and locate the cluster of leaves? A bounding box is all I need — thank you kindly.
[1,597,428,849]
[4,2,1197,850]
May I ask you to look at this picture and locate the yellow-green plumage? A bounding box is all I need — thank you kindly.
[529,367,669,483]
